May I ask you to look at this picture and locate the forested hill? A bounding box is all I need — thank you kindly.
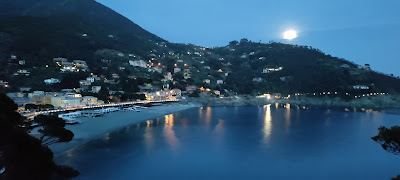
[0,0,165,66]
[1,0,400,95]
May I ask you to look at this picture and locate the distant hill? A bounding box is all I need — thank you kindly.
[1,0,400,96]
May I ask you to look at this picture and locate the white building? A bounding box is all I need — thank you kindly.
[82,96,98,105]
[28,91,45,98]
[353,85,370,90]
[44,78,60,85]
[164,72,172,81]
[91,86,102,93]
[61,62,75,72]
[174,67,181,73]
[79,80,92,87]
[86,77,95,83]
[16,70,30,76]
[129,60,148,68]
[171,89,182,97]
[51,96,82,108]
[204,79,211,84]
[217,80,224,85]
[262,67,283,73]
[253,77,263,82]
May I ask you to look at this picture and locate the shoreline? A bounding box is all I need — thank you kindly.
[186,95,400,109]
[50,103,200,157]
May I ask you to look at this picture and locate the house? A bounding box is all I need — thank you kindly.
[253,77,263,82]
[18,60,26,65]
[171,89,182,97]
[51,96,82,108]
[11,55,17,60]
[144,90,172,101]
[61,89,74,93]
[217,80,224,85]
[204,66,211,69]
[358,65,371,70]
[72,60,86,66]
[340,64,351,68]
[112,74,120,79]
[91,86,102,93]
[79,80,92,87]
[53,57,68,63]
[28,91,45,98]
[353,85,370,90]
[152,67,163,73]
[61,62,75,72]
[280,76,292,82]
[82,96,98,105]
[185,85,197,94]
[203,79,211,84]
[44,78,60,85]
[129,60,148,68]
[183,69,191,79]
[31,96,52,105]
[174,67,181,73]
[273,93,282,99]
[262,67,283,73]
[86,77,95,83]
[16,70,30,76]
[88,75,101,81]
[14,98,32,107]
[225,73,229,77]
[214,90,221,96]
[101,59,112,64]
[258,57,266,60]
[6,92,25,99]
[72,60,88,71]
[19,87,32,92]
[104,79,118,84]
[164,72,172,81]
[65,93,82,98]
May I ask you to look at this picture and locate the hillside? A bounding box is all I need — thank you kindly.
[1,0,400,97]
[0,0,166,66]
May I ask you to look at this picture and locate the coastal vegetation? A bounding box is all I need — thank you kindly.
[0,93,78,179]
[372,126,400,180]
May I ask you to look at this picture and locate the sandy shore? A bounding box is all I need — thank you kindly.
[49,103,199,156]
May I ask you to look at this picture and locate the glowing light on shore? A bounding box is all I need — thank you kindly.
[283,30,298,40]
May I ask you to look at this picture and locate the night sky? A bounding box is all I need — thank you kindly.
[96,0,400,75]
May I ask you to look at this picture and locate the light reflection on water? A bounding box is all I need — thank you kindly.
[262,105,272,144]
[57,107,400,180]
[164,114,179,148]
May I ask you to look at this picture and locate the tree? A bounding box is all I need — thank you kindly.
[35,115,74,146]
[372,126,400,179]
[0,93,78,179]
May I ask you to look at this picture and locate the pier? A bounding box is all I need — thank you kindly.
[23,99,178,119]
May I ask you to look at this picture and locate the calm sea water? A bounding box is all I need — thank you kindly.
[57,106,400,180]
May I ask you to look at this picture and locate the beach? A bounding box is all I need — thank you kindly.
[49,103,199,156]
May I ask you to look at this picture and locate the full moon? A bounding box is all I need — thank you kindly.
[283,30,298,40]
